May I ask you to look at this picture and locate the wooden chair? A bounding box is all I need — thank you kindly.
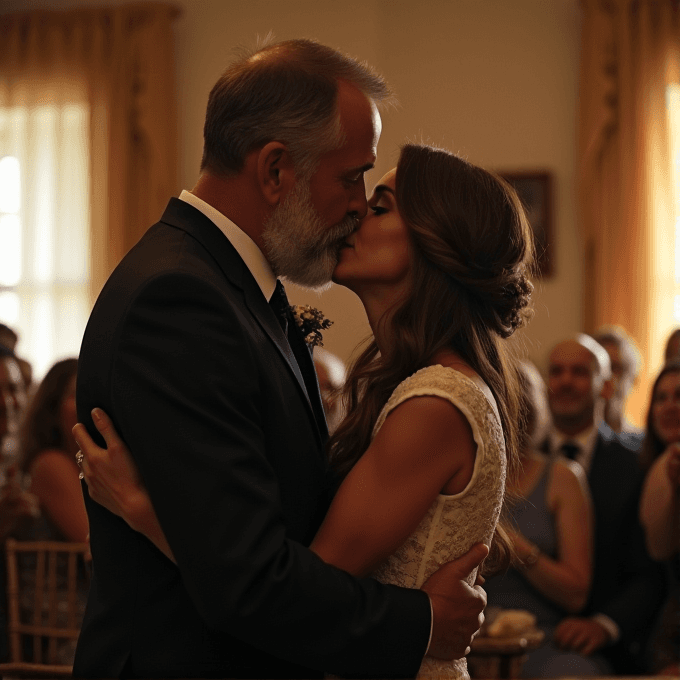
[0,539,89,679]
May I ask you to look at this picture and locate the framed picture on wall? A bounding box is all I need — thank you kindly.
[498,171,553,278]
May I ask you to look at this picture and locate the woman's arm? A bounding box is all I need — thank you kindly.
[310,395,476,576]
[77,396,477,576]
[510,458,593,613]
[640,445,680,560]
[29,450,89,542]
[74,412,174,561]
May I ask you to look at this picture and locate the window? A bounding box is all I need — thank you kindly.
[0,103,90,381]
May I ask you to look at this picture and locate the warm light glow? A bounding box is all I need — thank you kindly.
[0,292,19,324]
[0,214,22,286]
[668,85,680,320]
[0,156,20,213]
[0,100,90,381]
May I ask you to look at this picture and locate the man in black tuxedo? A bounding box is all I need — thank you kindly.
[73,39,487,679]
[545,334,665,674]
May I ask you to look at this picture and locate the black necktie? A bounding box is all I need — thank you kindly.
[269,280,290,334]
[560,442,580,460]
[269,281,327,436]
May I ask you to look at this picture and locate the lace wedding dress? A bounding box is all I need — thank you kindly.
[370,365,507,679]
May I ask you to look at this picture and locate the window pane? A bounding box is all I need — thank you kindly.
[0,291,19,324]
[0,156,20,214]
[0,214,21,286]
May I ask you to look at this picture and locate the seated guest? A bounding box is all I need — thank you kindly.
[16,357,88,664]
[18,358,87,543]
[593,324,643,438]
[0,346,37,662]
[313,348,346,434]
[639,360,680,676]
[0,345,26,472]
[544,335,665,675]
[485,361,599,678]
[0,325,32,392]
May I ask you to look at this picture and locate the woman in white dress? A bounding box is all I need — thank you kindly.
[75,143,535,678]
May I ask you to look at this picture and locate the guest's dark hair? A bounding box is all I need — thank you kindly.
[640,359,680,471]
[0,323,18,350]
[328,144,535,574]
[201,38,392,179]
[664,328,680,362]
[0,345,16,360]
[19,358,78,474]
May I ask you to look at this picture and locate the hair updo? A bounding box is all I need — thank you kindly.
[394,144,534,340]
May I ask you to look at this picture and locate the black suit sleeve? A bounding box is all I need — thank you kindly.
[595,481,666,642]
[108,271,431,678]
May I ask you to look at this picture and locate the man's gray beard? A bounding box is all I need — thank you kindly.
[262,179,357,291]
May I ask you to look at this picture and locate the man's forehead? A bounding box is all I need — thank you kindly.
[549,342,595,368]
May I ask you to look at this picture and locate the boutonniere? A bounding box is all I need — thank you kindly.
[290,305,333,348]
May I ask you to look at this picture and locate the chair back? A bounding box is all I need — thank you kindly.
[0,538,89,678]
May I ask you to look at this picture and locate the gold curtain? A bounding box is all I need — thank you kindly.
[579,0,680,424]
[0,3,180,301]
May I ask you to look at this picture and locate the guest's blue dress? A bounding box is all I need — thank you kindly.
[484,455,612,678]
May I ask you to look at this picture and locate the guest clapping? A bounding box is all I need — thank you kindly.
[18,358,88,543]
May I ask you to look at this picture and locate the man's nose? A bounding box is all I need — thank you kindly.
[347,181,368,220]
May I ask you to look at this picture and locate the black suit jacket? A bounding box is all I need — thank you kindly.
[73,199,430,679]
[584,423,666,673]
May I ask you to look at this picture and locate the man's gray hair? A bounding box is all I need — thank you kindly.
[576,333,612,380]
[201,38,392,179]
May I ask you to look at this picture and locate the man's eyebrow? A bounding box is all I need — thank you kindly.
[348,162,375,175]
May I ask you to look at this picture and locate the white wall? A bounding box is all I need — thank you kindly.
[2,0,584,372]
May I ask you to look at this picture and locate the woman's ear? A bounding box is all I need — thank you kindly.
[256,141,295,206]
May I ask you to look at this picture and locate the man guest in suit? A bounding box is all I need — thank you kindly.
[544,334,665,674]
[72,39,487,679]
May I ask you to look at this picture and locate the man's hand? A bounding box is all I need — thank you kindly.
[422,543,488,660]
[553,617,610,655]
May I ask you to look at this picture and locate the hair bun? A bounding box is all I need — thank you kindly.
[497,271,534,338]
[468,268,533,339]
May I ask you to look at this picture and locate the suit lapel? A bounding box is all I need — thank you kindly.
[159,199,327,447]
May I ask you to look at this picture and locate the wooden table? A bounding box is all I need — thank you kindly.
[467,629,545,679]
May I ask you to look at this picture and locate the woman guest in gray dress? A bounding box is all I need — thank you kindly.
[484,361,612,678]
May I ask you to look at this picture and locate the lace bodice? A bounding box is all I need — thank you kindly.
[370,365,507,679]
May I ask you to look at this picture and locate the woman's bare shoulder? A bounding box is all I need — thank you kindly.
[551,456,590,498]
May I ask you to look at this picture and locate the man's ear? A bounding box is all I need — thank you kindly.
[256,141,295,206]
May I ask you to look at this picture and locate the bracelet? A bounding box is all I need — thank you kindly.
[521,543,541,569]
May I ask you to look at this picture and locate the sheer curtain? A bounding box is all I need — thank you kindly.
[0,4,179,379]
[578,0,680,424]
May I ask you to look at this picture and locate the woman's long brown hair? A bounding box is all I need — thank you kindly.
[19,358,78,474]
[327,144,535,575]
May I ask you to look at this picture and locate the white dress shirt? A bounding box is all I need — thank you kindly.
[179,190,276,302]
